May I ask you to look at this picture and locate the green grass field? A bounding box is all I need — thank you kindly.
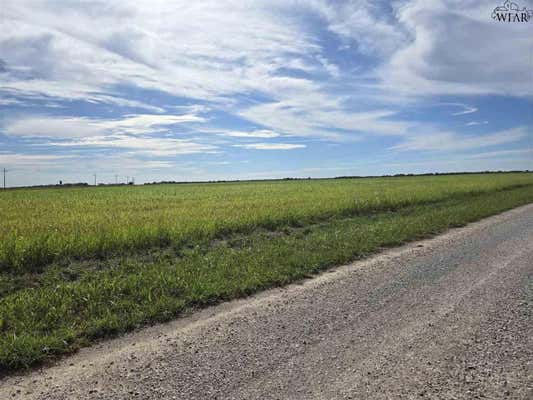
[1,173,533,372]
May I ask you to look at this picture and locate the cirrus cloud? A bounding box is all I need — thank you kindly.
[3,113,205,138]
[233,143,306,150]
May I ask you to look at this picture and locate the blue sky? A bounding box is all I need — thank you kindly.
[0,0,532,186]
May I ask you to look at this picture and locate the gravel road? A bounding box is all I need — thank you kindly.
[2,204,532,399]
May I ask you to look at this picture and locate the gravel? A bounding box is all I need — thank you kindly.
[2,204,532,399]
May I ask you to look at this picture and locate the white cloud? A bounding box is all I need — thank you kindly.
[450,104,478,116]
[141,161,178,169]
[392,127,528,152]
[2,0,529,147]
[427,103,480,116]
[466,121,489,126]
[233,143,306,150]
[2,0,372,143]
[379,0,533,97]
[0,98,23,106]
[0,152,75,166]
[221,129,280,138]
[316,55,341,78]
[3,113,215,158]
[3,113,205,138]
[5,117,103,138]
[0,1,320,103]
[467,148,533,159]
[240,96,411,139]
[47,135,217,156]
[1,82,165,112]
[308,0,408,57]
[98,114,205,134]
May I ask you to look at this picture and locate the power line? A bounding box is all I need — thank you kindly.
[2,168,7,189]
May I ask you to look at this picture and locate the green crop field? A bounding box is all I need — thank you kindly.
[1,173,533,372]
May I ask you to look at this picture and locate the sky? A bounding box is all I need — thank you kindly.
[0,0,532,187]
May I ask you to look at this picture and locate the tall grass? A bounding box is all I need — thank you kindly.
[2,173,533,273]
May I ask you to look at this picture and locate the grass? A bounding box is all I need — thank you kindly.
[0,173,532,373]
[2,173,533,273]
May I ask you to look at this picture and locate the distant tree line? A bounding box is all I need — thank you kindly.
[2,182,90,191]
[333,170,532,179]
[144,170,532,185]
[3,170,531,190]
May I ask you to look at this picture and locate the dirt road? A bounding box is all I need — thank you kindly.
[2,204,532,399]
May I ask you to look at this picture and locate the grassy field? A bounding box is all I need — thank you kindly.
[1,173,533,372]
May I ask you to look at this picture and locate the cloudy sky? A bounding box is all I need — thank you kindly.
[0,0,532,186]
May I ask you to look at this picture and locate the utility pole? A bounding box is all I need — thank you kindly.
[93,174,97,186]
[2,168,6,189]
